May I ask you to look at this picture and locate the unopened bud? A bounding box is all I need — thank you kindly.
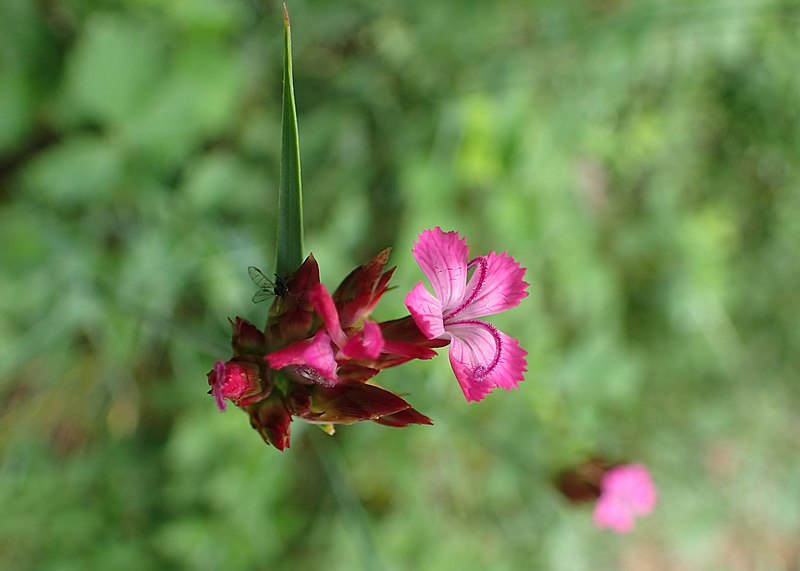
[208,359,267,411]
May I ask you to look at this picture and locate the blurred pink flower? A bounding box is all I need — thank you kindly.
[593,464,658,533]
[404,227,528,402]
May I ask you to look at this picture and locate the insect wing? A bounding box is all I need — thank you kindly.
[251,289,273,303]
[248,266,272,289]
[248,266,275,303]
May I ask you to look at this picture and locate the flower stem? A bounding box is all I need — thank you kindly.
[276,4,304,276]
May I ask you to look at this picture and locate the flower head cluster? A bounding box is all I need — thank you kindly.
[208,229,530,450]
[208,249,445,450]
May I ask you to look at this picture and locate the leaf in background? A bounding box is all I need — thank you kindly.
[22,135,123,205]
[122,42,244,169]
[64,14,163,126]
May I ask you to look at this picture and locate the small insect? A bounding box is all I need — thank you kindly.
[248,266,290,303]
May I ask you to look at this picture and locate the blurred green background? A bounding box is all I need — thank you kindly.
[2,0,800,569]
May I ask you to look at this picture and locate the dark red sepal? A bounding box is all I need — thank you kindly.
[335,363,380,383]
[372,406,433,427]
[231,317,267,356]
[380,316,449,348]
[302,381,413,424]
[266,254,321,345]
[332,248,395,328]
[248,395,293,451]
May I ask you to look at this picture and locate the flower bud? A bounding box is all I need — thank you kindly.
[248,394,293,451]
[208,359,268,411]
[332,248,395,327]
[303,381,429,425]
[265,254,320,345]
[231,317,266,356]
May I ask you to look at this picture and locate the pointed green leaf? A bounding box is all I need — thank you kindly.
[276,4,304,276]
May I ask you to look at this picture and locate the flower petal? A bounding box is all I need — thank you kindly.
[404,282,446,339]
[452,252,529,321]
[603,464,658,515]
[593,495,635,533]
[342,320,384,360]
[308,283,347,348]
[411,227,469,312]
[445,321,527,402]
[264,329,338,383]
[593,464,657,533]
[210,360,227,411]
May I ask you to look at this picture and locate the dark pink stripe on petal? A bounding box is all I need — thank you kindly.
[445,321,527,402]
[443,256,488,321]
[455,251,528,321]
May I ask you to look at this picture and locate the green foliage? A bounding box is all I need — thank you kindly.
[2,0,800,569]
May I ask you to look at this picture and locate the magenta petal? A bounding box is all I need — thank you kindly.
[447,350,492,402]
[594,496,635,533]
[309,283,347,348]
[211,360,227,411]
[404,282,446,339]
[604,464,658,514]
[457,252,529,320]
[593,464,657,533]
[361,321,384,357]
[342,320,384,360]
[411,227,469,312]
[264,330,338,382]
[446,322,527,402]
[300,332,339,382]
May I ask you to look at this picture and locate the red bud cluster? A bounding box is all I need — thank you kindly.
[208,250,445,450]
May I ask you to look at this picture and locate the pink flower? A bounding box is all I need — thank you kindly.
[593,464,658,533]
[404,228,529,402]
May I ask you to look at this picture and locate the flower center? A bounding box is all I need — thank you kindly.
[443,256,487,322]
[447,319,503,381]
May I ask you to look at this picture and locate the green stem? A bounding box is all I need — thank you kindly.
[276,4,304,276]
[312,436,385,571]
